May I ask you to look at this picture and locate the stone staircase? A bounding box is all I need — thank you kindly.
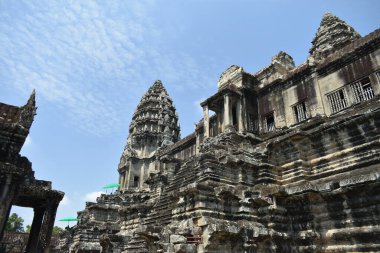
[143,158,199,226]
[122,159,200,252]
[123,235,148,253]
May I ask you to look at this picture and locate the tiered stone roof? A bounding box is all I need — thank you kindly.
[0,91,36,160]
[119,80,180,166]
[129,80,180,144]
[309,12,361,60]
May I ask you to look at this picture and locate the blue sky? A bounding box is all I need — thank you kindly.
[1,0,379,228]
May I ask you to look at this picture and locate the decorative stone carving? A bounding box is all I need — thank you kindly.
[217,65,244,89]
[271,51,295,71]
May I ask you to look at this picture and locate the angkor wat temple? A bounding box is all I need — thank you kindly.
[60,13,380,253]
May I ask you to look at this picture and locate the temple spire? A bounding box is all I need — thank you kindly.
[118,80,180,191]
[128,80,180,151]
[309,12,361,60]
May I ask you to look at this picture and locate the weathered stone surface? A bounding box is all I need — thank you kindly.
[173,243,196,253]
[60,13,380,253]
[0,92,64,253]
[170,235,187,244]
[309,12,361,61]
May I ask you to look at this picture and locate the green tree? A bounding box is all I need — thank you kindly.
[5,213,24,232]
[52,226,64,235]
[25,225,63,234]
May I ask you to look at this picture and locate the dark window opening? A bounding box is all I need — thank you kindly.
[247,113,258,132]
[264,113,275,132]
[133,176,139,188]
[198,127,204,144]
[232,105,237,128]
[293,101,308,123]
[327,89,347,113]
[209,116,218,137]
[208,110,217,137]
[351,77,374,103]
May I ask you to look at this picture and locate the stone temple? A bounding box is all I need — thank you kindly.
[60,13,380,253]
[0,91,64,252]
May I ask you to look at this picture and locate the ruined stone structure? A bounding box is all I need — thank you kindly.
[63,13,380,253]
[0,92,64,253]
[1,231,60,253]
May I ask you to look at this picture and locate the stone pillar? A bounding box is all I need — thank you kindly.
[223,94,233,131]
[195,129,201,155]
[312,73,327,117]
[124,170,129,190]
[127,161,132,190]
[0,174,16,240]
[25,207,45,253]
[370,71,380,95]
[203,105,210,138]
[122,173,126,190]
[217,113,222,134]
[236,98,245,132]
[37,200,60,253]
[140,163,145,190]
[344,82,355,106]
[118,173,124,190]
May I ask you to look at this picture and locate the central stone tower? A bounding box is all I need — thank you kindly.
[118,80,180,191]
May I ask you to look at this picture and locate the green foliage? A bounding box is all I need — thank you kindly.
[24,225,63,234]
[52,226,64,235]
[5,213,24,232]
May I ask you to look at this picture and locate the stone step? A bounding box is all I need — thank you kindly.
[141,159,200,226]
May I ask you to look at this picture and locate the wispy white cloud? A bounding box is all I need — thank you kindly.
[0,1,215,136]
[84,191,104,202]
